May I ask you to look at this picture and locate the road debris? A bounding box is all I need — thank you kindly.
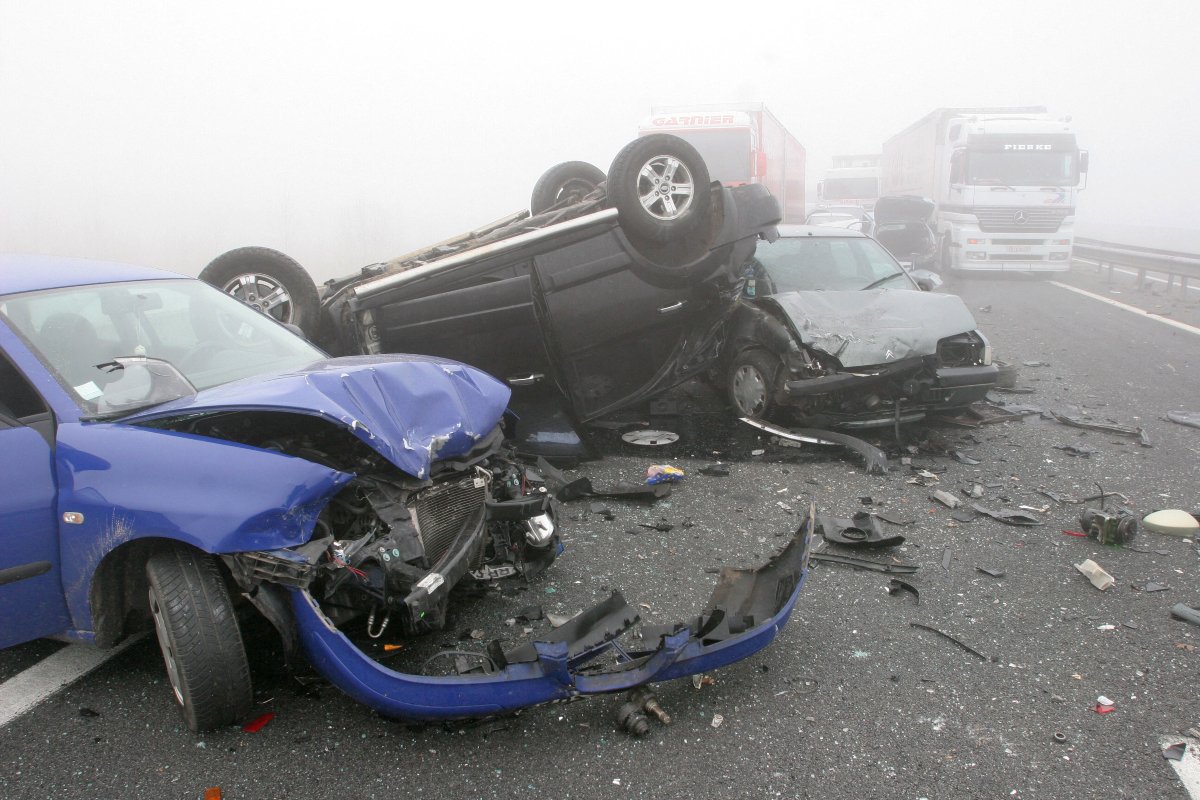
[1052,732,1067,744]
[809,552,918,574]
[1162,742,1188,761]
[1047,412,1152,447]
[1142,509,1200,537]
[614,700,650,737]
[1095,695,1116,714]
[976,567,1005,578]
[1079,507,1138,545]
[645,464,685,484]
[887,578,920,604]
[739,418,889,473]
[241,712,275,733]
[817,513,905,547]
[909,623,992,662]
[972,503,1044,526]
[621,429,679,446]
[711,713,724,729]
[1166,411,1200,429]
[941,547,952,571]
[1075,559,1116,591]
[697,462,731,477]
[627,688,671,724]
[1133,581,1169,593]
[873,510,915,526]
[929,489,961,509]
[1170,604,1200,627]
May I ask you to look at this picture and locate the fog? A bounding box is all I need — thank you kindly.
[2,1,1197,281]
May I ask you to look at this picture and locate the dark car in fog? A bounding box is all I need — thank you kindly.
[872,195,938,272]
[202,136,781,427]
[722,225,997,428]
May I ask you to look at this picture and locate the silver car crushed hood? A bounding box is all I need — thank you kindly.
[762,289,980,368]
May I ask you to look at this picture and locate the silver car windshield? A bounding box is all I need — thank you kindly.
[752,236,914,293]
[0,278,325,415]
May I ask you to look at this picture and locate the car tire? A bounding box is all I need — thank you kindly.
[146,547,253,733]
[606,134,713,245]
[530,161,605,215]
[728,349,782,419]
[200,247,320,336]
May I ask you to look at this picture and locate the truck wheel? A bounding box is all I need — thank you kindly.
[728,349,782,419]
[146,547,253,732]
[530,161,605,214]
[607,134,713,245]
[200,247,320,335]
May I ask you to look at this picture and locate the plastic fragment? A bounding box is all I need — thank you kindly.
[242,712,275,733]
[1163,742,1188,761]
[710,714,724,729]
[204,789,223,800]
[1075,559,1115,591]
[1142,509,1200,537]
[929,489,961,509]
[976,567,1005,578]
[645,464,685,485]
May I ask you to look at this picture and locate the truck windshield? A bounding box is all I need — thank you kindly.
[665,129,752,183]
[821,177,879,200]
[967,150,1079,187]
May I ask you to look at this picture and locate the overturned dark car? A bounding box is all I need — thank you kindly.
[201,135,781,429]
[723,225,998,428]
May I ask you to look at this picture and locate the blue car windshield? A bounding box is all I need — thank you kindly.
[0,279,325,415]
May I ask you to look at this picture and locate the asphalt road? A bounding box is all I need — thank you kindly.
[2,268,1198,800]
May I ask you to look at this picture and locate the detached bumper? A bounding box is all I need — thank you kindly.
[289,508,814,721]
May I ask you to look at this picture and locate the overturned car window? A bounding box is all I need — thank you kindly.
[752,236,908,292]
[0,279,325,414]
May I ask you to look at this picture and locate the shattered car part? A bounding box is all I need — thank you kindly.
[817,513,905,547]
[910,623,992,662]
[1079,508,1138,546]
[1166,411,1200,429]
[809,552,917,574]
[1048,412,1152,447]
[723,226,997,429]
[1075,559,1116,591]
[929,489,961,509]
[292,507,814,721]
[1142,509,1200,537]
[739,417,888,474]
[886,578,920,604]
[1170,604,1200,627]
[971,503,1044,526]
[621,430,680,446]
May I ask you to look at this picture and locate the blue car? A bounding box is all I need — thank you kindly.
[0,256,812,732]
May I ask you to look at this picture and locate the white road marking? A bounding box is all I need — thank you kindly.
[0,634,145,728]
[1048,281,1200,337]
[1160,735,1200,800]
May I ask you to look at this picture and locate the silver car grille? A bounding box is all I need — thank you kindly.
[973,206,1072,233]
[410,473,486,564]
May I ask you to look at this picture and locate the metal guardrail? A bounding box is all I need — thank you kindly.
[1073,237,1200,292]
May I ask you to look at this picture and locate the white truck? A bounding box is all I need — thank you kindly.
[638,104,806,223]
[816,154,881,211]
[881,107,1088,273]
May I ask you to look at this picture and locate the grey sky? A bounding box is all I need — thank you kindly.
[2,1,1196,278]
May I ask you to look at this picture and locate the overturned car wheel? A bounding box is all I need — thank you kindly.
[200,247,320,335]
[530,161,605,215]
[728,349,782,420]
[607,134,713,245]
[146,547,253,732]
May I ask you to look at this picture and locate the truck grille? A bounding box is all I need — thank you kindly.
[410,473,486,563]
[973,207,1072,233]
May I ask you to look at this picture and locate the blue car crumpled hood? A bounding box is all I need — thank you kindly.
[121,354,511,479]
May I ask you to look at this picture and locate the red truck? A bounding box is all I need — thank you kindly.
[639,104,806,223]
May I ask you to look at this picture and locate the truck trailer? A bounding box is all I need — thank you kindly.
[638,104,806,223]
[880,107,1088,273]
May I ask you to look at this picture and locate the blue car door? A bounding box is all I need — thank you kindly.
[0,354,70,647]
